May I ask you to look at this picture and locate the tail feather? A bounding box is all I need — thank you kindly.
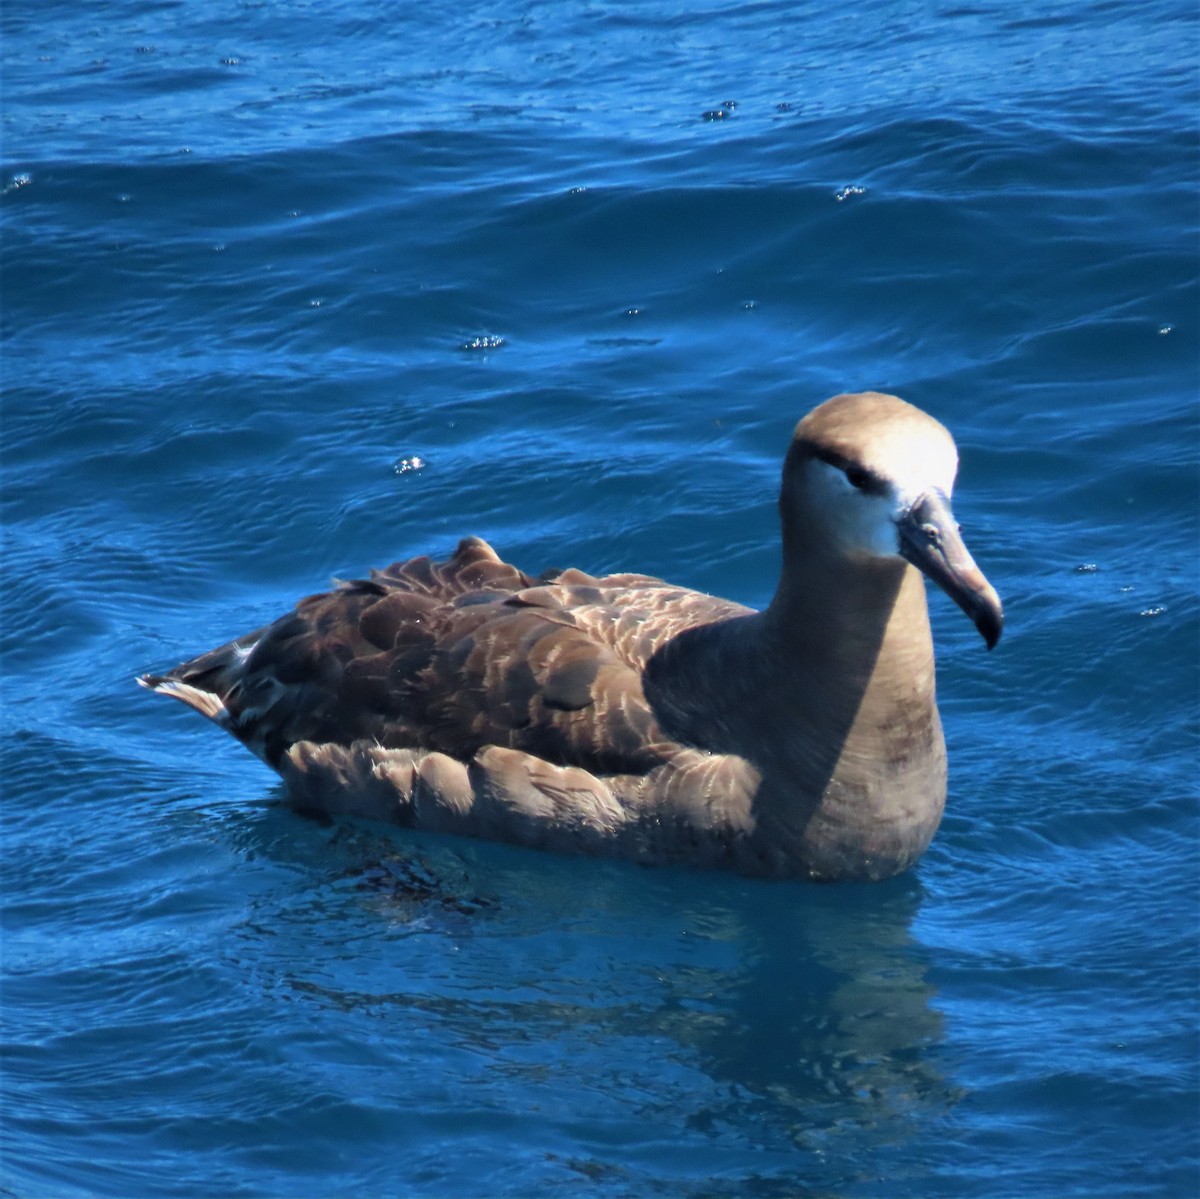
[137,673,231,723]
[139,607,379,766]
[138,625,276,758]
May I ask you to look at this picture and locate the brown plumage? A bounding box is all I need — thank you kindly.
[140,392,1003,881]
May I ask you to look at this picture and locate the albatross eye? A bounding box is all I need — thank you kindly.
[844,465,872,491]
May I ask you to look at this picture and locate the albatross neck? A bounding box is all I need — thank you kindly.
[761,538,935,689]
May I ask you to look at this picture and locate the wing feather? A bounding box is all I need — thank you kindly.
[141,536,749,778]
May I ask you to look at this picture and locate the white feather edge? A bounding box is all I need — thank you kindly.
[137,676,230,723]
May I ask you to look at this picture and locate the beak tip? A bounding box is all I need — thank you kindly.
[977,604,1004,650]
[897,492,1004,651]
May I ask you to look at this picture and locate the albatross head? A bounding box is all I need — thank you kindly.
[782,391,1004,648]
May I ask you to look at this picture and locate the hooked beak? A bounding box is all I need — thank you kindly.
[897,490,1004,649]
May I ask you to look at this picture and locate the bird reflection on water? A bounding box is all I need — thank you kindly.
[230,805,953,1179]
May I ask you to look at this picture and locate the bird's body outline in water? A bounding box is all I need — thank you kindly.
[140,392,1003,881]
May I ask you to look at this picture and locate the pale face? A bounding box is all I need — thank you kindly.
[781,392,1002,647]
[799,432,960,560]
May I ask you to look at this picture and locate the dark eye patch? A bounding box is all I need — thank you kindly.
[810,447,888,496]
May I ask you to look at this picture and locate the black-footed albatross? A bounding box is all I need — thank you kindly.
[139,392,1002,881]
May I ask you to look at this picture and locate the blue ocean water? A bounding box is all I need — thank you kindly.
[2,0,1197,1195]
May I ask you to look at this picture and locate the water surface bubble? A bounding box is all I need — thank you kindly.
[461,335,504,351]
